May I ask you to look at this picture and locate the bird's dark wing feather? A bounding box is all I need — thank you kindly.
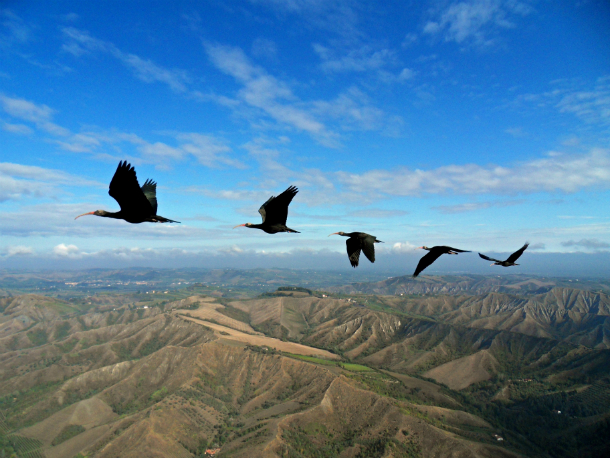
[506,243,529,263]
[361,235,376,263]
[443,246,470,253]
[479,253,501,263]
[108,161,153,215]
[141,179,158,214]
[413,251,443,277]
[258,186,298,226]
[346,237,361,267]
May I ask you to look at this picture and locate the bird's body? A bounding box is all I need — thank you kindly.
[479,243,529,267]
[329,232,383,267]
[75,161,179,224]
[413,245,470,277]
[234,186,299,234]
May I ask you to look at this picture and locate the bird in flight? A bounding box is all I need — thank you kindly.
[479,243,529,267]
[75,161,179,224]
[329,232,383,268]
[413,246,470,277]
[233,186,300,234]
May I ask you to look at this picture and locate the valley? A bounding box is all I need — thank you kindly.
[0,273,609,457]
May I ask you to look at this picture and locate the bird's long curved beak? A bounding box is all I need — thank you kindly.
[233,224,246,229]
[75,212,95,220]
[328,232,340,237]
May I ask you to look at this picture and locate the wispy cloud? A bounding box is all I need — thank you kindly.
[433,199,523,213]
[337,148,610,196]
[514,76,610,130]
[0,9,32,48]
[62,27,190,92]
[0,162,99,202]
[4,245,34,257]
[556,76,610,127]
[423,0,533,46]
[1,94,242,169]
[249,0,362,39]
[2,122,33,135]
[0,94,69,136]
[205,43,339,146]
[348,209,408,218]
[313,43,395,72]
[561,238,610,250]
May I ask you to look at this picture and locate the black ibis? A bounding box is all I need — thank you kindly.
[233,186,299,234]
[75,161,179,224]
[413,246,470,277]
[329,232,383,267]
[479,242,529,267]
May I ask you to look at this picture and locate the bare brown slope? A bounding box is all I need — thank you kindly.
[423,350,499,390]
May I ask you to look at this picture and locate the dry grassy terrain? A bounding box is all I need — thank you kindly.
[2,286,610,458]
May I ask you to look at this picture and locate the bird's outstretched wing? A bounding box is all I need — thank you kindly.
[444,246,470,253]
[109,161,153,215]
[141,179,158,214]
[361,235,376,263]
[413,251,443,277]
[479,253,501,263]
[258,186,298,226]
[506,242,529,263]
[346,237,361,267]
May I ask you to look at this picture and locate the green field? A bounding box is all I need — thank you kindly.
[284,353,374,372]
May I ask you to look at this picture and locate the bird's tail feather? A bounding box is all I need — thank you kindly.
[156,216,180,223]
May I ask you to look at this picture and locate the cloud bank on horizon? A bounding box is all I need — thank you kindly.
[0,1,609,273]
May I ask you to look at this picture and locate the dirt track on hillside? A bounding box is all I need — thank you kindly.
[177,314,340,360]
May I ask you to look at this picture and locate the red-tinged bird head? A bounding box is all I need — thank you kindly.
[328,232,346,236]
[233,223,253,229]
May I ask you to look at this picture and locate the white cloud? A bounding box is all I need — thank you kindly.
[205,43,339,146]
[2,93,242,168]
[392,241,418,253]
[313,43,395,73]
[6,245,34,256]
[0,162,99,202]
[423,0,533,46]
[311,87,387,131]
[556,76,610,127]
[178,133,246,169]
[0,94,69,136]
[62,27,190,93]
[337,148,610,196]
[561,239,610,251]
[249,0,361,39]
[0,9,32,47]
[398,68,415,81]
[433,199,523,213]
[53,243,82,258]
[2,122,33,135]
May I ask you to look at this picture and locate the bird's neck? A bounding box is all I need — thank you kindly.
[100,210,124,220]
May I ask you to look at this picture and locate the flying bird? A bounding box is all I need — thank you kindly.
[233,186,300,234]
[75,161,179,224]
[479,242,529,267]
[329,232,383,268]
[413,246,470,277]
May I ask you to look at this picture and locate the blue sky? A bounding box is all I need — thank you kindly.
[1,0,609,274]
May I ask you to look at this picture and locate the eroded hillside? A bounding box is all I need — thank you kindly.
[1,286,609,458]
